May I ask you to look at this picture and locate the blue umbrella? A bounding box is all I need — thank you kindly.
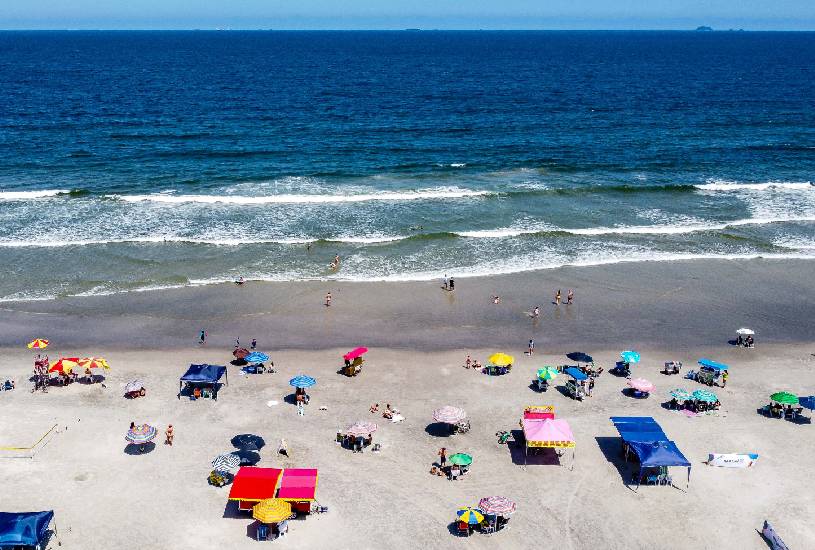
[289,375,316,388]
[620,351,640,364]
[244,352,269,363]
[799,396,815,410]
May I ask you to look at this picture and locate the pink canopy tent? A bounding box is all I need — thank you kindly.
[522,418,575,468]
[277,468,319,503]
[343,347,368,361]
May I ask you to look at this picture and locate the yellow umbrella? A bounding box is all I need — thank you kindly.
[488,353,514,366]
[78,357,110,370]
[253,499,292,524]
[27,338,49,350]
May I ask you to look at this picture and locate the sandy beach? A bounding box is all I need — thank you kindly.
[1,258,815,549]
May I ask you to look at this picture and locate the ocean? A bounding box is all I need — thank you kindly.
[0,30,814,301]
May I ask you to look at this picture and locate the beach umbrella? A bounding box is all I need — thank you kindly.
[456,507,484,525]
[289,375,316,388]
[669,388,691,401]
[432,406,467,424]
[799,396,815,410]
[345,421,378,438]
[124,380,145,393]
[233,347,250,359]
[125,424,157,444]
[49,358,79,374]
[620,351,640,364]
[692,389,718,403]
[231,434,266,451]
[27,338,49,350]
[488,353,514,366]
[211,453,241,472]
[537,366,559,381]
[230,449,261,466]
[567,352,593,364]
[343,347,368,361]
[736,328,755,335]
[478,496,516,516]
[244,352,269,363]
[628,378,654,393]
[78,357,110,370]
[770,392,799,406]
[253,499,292,524]
[448,453,473,466]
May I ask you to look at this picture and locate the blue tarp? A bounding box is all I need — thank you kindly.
[180,364,226,383]
[564,367,588,381]
[610,416,668,443]
[698,358,729,371]
[799,396,815,410]
[0,511,53,548]
[628,440,691,468]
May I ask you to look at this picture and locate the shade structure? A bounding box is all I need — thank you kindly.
[125,424,157,444]
[343,347,368,361]
[456,508,484,525]
[537,367,558,381]
[697,358,729,371]
[628,440,691,468]
[78,357,110,370]
[228,467,283,504]
[620,351,640,364]
[289,375,316,388]
[628,378,655,393]
[564,367,588,381]
[231,434,266,451]
[523,418,575,448]
[692,389,718,403]
[432,405,466,424]
[669,389,691,400]
[212,453,242,472]
[180,364,227,383]
[566,352,593,363]
[277,469,319,502]
[799,396,815,410]
[523,405,555,420]
[448,453,473,466]
[0,510,54,548]
[488,353,514,366]
[124,380,145,393]
[610,417,668,443]
[345,421,378,438]
[770,392,799,405]
[26,338,49,350]
[49,358,79,374]
[736,328,755,335]
[478,496,516,516]
[244,352,269,363]
[253,499,292,524]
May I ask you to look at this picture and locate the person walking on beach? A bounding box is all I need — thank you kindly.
[235,338,240,349]
[443,274,448,290]
[165,424,174,446]
[199,330,207,345]
[465,355,472,369]
[448,277,455,291]
[555,289,561,305]
[492,295,500,304]
[567,289,574,304]
[251,338,257,350]
[325,291,332,307]
[533,306,540,317]
[528,339,535,356]
[721,370,729,388]
[438,447,447,468]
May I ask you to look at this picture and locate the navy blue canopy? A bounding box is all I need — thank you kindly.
[0,511,53,548]
[564,367,588,381]
[610,416,668,443]
[180,364,226,384]
[628,440,691,468]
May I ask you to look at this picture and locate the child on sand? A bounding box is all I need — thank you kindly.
[567,289,574,304]
[555,289,561,305]
[325,292,332,307]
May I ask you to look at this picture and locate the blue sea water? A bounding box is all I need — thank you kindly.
[0,30,814,300]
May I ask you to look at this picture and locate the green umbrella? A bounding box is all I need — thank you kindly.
[692,389,718,403]
[537,367,558,381]
[449,453,473,466]
[669,389,691,400]
[770,392,799,405]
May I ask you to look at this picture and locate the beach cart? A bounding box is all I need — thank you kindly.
[341,347,368,377]
[563,367,587,400]
[662,361,682,375]
[692,359,728,386]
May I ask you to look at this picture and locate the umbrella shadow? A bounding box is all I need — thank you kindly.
[283,393,300,405]
[528,381,552,394]
[425,422,455,437]
[554,385,572,399]
[231,449,261,466]
[124,442,156,455]
[595,437,637,489]
[447,521,474,537]
[231,358,247,366]
[622,388,650,399]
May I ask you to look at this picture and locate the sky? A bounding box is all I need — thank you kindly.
[1,1,814,30]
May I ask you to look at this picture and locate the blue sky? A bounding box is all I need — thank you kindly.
[2,1,814,30]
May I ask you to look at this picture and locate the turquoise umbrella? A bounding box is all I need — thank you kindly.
[244,352,269,363]
[669,389,691,400]
[692,389,718,403]
[289,375,316,388]
[620,351,640,364]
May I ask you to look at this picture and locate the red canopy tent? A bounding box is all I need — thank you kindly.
[228,467,283,510]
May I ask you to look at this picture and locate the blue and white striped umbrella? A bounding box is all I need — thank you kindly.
[289,375,316,388]
[244,352,269,363]
[212,452,241,472]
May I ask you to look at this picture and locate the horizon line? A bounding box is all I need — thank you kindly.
[2,28,815,32]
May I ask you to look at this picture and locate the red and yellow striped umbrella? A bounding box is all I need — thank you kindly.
[78,357,110,370]
[27,338,49,350]
[49,358,79,374]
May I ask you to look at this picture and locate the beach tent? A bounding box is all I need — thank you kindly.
[697,359,728,371]
[627,440,691,488]
[179,364,228,393]
[610,416,668,443]
[523,405,555,420]
[0,510,54,548]
[228,467,283,511]
[564,367,588,381]
[343,347,368,361]
[799,396,815,411]
[277,469,319,514]
[522,418,575,468]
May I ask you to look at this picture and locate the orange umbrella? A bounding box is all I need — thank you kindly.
[49,358,79,374]
[27,338,49,350]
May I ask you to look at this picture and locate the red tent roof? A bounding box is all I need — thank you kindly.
[343,347,368,361]
[227,467,283,502]
[277,468,319,502]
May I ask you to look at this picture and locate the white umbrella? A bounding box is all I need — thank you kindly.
[433,406,467,424]
[345,421,378,438]
[124,380,145,393]
[736,328,754,335]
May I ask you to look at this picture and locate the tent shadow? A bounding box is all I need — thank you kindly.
[425,422,454,437]
[755,529,774,549]
[622,388,649,399]
[595,436,636,489]
[124,442,156,455]
[222,499,246,519]
[283,394,300,405]
[507,430,563,466]
[554,385,571,399]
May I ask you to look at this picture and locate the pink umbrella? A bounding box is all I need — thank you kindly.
[432,406,467,424]
[343,347,368,361]
[478,496,516,515]
[345,421,378,437]
[628,378,655,393]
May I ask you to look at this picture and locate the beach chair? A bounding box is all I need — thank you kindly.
[645,474,660,485]
[457,522,471,537]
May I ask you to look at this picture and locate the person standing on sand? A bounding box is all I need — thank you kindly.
[199,330,206,345]
[443,274,448,290]
[448,277,455,291]
[438,447,447,468]
[533,306,540,317]
[721,371,729,388]
[567,289,574,304]
[555,289,561,305]
[528,339,535,355]
[251,338,257,350]
[325,292,332,307]
[493,295,500,304]
[465,355,472,369]
[165,425,174,446]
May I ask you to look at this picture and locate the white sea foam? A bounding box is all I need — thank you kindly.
[107,187,492,205]
[0,189,70,200]
[695,180,813,192]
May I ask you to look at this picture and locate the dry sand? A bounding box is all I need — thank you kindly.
[1,258,814,549]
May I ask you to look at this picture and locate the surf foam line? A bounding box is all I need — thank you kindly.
[0,189,72,201]
[695,181,813,191]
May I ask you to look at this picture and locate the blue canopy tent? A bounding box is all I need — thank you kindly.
[179,364,227,399]
[799,396,815,411]
[564,367,588,381]
[0,510,54,548]
[627,440,691,489]
[697,359,729,371]
[610,416,668,443]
